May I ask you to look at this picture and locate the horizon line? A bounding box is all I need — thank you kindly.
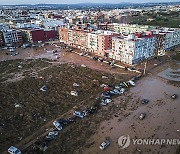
[0,1,180,6]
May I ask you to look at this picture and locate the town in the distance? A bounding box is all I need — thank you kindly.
[0,1,180,154]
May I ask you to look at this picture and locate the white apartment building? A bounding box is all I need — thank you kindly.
[113,24,154,35]
[163,29,180,51]
[155,28,180,55]
[110,34,157,64]
[2,29,23,46]
[88,32,98,53]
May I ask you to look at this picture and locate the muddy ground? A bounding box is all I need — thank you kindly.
[82,62,180,154]
[0,44,179,154]
[0,42,167,76]
[0,58,137,153]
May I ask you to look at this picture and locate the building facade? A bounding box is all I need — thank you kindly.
[110,34,157,64]
[2,29,23,47]
[113,24,154,35]
[58,27,69,44]
[45,30,57,41]
[97,31,120,57]
[58,24,180,65]
[24,29,57,43]
[88,32,98,53]
[155,29,180,56]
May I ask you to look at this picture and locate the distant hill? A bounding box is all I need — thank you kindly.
[0,2,180,10]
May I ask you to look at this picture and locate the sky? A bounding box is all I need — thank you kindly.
[0,0,179,5]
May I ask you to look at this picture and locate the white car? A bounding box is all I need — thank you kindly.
[104,98,112,104]
[48,131,58,136]
[79,52,84,56]
[46,131,59,140]
[70,91,78,96]
[40,85,48,92]
[101,98,112,106]
[128,80,135,86]
[53,121,63,131]
[99,140,110,150]
[139,113,146,120]
[115,86,121,89]
[73,111,87,118]
[81,64,87,68]
[113,89,121,95]
[119,88,125,94]
[8,146,21,154]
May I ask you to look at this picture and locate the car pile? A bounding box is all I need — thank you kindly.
[99,77,139,107]
[99,80,135,106]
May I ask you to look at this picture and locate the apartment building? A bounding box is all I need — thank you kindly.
[79,31,88,50]
[110,33,157,64]
[87,30,120,56]
[26,29,46,43]
[72,29,88,50]
[68,29,74,46]
[2,29,23,47]
[58,27,69,44]
[162,29,180,51]
[154,28,180,55]
[88,32,98,53]
[112,24,154,35]
[58,26,89,50]
[45,29,57,41]
[24,29,57,43]
[58,24,180,65]
[97,31,120,57]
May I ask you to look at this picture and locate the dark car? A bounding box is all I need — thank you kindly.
[66,116,76,123]
[101,92,111,98]
[93,56,98,61]
[142,99,149,104]
[130,67,136,71]
[171,94,177,99]
[133,76,139,81]
[66,48,73,52]
[58,119,69,125]
[86,106,97,114]
[124,67,128,71]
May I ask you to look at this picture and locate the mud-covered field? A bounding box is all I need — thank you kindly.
[0,59,134,153]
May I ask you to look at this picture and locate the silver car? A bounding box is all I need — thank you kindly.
[99,139,110,150]
[53,121,63,131]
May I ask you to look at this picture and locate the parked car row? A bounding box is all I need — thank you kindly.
[31,105,99,151]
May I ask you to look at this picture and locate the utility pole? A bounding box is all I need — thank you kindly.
[143,61,147,76]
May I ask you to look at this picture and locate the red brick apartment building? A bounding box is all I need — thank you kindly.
[24,29,57,43]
